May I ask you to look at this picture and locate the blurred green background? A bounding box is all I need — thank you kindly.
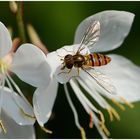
[0,1,140,139]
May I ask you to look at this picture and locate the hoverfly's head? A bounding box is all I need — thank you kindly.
[64,54,74,69]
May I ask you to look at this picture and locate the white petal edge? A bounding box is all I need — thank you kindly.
[33,77,58,126]
[12,43,51,88]
[2,87,35,125]
[96,54,140,102]
[74,10,134,52]
[0,110,35,139]
[0,22,12,58]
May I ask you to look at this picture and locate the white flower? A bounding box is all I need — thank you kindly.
[0,21,51,133]
[14,10,139,138]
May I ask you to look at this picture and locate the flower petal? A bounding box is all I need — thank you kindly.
[74,10,134,52]
[0,22,12,58]
[0,110,35,138]
[12,43,51,87]
[96,54,140,102]
[2,87,35,125]
[33,77,58,126]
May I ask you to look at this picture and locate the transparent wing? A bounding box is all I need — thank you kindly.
[82,68,117,95]
[77,21,100,53]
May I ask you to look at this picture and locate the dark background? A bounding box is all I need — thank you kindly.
[0,1,140,138]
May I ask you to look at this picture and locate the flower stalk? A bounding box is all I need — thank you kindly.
[16,2,26,43]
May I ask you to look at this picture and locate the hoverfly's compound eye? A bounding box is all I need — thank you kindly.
[64,54,74,69]
[65,54,73,59]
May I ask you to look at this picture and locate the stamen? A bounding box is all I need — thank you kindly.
[5,76,35,120]
[64,84,86,139]
[40,126,52,134]
[120,97,134,108]
[64,84,81,128]
[107,107,120,121]
[6,72,31,105]
[99,121,110,137]
[80,127,86,139]
[89,111,94,128]
[0,66,6,134]
[111,98,125,111]
[98,111,105,124]
[0,120,6,133]
[20,108,35,119]
[98,111,110,137]
[107,109,114,121]
[6,72,36,120]
[0,60,9,73]
[0,71,5,116]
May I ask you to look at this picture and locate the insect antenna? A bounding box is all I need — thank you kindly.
[56,50,65,62]
[61,47,74,53]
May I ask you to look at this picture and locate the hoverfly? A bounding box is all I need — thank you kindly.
[59,21,116,95]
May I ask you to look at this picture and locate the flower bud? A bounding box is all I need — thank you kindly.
[9,1,18,14]
[27,23,48,54]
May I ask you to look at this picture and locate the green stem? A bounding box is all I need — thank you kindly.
[16,2,26,43]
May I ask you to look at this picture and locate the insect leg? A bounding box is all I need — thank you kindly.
[57,68,72,75]
[77,68,80,76]
[56,50,65,58]
[61,65,66,70]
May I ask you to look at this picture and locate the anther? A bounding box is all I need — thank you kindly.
[89,111,94,128]
[99,121,110,137]
[111,98,125,111]
[80,127,86,139]
[120,97,134,108]
[98,111,105,124]
[0,61,9,73]
[0,120,6,133]
[107,109,114,121]
[107,107,120,121]
[20,108,36,119]
[40,126,52,134]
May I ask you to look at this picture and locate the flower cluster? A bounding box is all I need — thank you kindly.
[0,10,140,138]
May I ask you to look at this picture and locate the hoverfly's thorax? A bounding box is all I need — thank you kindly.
[73,54,85,68]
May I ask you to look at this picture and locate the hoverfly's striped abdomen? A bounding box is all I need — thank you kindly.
[85,53,111,67]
